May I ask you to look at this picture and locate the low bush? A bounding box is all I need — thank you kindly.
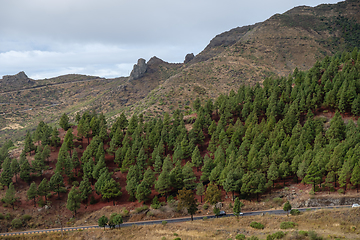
[162,220,167,225]
[90,196,97,205]
[248,236,259,240]
[298,231,308,236]
[280,221,297,229]
[11,218,23,229]
[22,214,32,221]
[146,211,154,217]
[151,196,161,209]
[121,208,129,217]
[135,205,149,213]
[308,230,323,240]
[203,203,209,210]
[267,231,285,240]
[203,216,208,220]
[0,213,4,219]
[235,233,246,240]
[250,221,264,229]
[272,197,283,206]
[5,213,11,220]
[290,209,301,215]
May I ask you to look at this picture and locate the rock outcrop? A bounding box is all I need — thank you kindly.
[1,71,32,84]
[184,53,194,63]
[129,58,147,81]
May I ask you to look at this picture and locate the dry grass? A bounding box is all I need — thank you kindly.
[2,208,360,240]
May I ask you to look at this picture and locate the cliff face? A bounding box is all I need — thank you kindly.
[129,58,147,81]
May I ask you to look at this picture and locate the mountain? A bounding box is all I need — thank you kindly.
[1,0,360,146]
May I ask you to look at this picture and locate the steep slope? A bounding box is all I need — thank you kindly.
[129,0,360,117]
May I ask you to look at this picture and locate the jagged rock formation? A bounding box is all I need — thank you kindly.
[1,71,33,84]
[0,71,35,92]
[184,53,194,63]
[129,58,147,81]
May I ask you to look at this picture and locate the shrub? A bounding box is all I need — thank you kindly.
[151,196,161,209]
[290,209,301,215]
[146,211,154,217]
[121,208,129,217]
[337,189,345,194]
[38,198,46,207]
[173,233,178,236]
[250,221,264,229]
[280,221,297,229]
[248,236,259,240]
[173,238,181,240]
[235,233,246,240]
[0,213,4,219]
[11,218,23,229]
[90,196,97,205]
[135,205,149,213]
[203,217,208,220]
[267,231,285,240]
[298,231,308,236]
[272,197,283,206]
[22,214,32,221]
[308,230,323,240]
[162,220,167,225]
[203,203,209,210]
[5,213,11,220]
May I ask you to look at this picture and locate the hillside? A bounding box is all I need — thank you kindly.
[1,0,360,146]
[1,48,360,235]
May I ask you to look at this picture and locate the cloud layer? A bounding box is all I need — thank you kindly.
[0,0,341,79]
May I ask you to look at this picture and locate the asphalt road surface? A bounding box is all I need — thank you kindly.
[0,205,351,237]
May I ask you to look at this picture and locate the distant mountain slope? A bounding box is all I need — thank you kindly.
[128,0,360,117]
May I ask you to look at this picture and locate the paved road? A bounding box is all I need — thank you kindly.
[0,205,351,237]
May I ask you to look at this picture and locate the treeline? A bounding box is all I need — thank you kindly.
[1,48,360,214]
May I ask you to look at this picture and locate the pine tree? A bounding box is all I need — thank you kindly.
[233,197,243,220]
[41,145,51,164]
[38,178,50,201]
[135,180,151,203]
[59,113,70,131]
[50,171,65,199]
[196,183,205,203]
[64,128,75,157]
[155,156,173,197]
[267,161,279,190]
[20,160,31,184]
[283,201,292,216]
[3,182,16,209]
[24,131,35,155]
[79,176,93,202]
[10,158,20,183]
[126,165,140,201]
[32,146,45,177]
[170,162,184,190]
[1,157,12,187]
[351,163,360,193]
[204,183,221,205]
[93,155,106,180]
[182,162,196,190]
[66,186,81,216]
[338,160,351,193]
[95,169,111,195]
[27,182,38,207]
[191,146,202,171]
[98,215,108,230]
[51,127,60,147]
[101,178,122,205]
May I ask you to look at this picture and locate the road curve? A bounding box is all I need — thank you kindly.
[0,205,351,237]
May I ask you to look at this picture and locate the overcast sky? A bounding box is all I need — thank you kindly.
[0,0,341,80]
